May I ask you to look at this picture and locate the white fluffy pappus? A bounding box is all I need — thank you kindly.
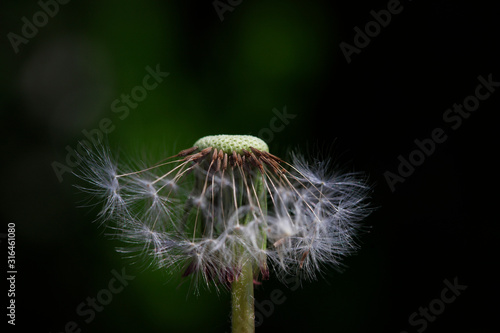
[75,135,372,290]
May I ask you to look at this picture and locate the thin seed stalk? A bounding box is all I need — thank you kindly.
[231,169,267,333]
[231,258,254,333]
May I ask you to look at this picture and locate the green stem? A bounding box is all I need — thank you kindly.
[231,161,267,333]
[231,259,255,333]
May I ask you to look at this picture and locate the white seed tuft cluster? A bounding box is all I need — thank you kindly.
[76,135,371,289]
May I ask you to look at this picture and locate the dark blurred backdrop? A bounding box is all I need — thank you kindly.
[1,0,499,332]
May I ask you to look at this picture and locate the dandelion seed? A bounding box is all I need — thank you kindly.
[76,134,372,332]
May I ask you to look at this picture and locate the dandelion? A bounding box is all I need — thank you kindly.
[76,134,372,333]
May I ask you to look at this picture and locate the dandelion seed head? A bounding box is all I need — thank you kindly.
[77,134,372,289]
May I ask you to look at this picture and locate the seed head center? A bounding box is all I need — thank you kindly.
[194,135,269,155]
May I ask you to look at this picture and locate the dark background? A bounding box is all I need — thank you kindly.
[1,0,498,332]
